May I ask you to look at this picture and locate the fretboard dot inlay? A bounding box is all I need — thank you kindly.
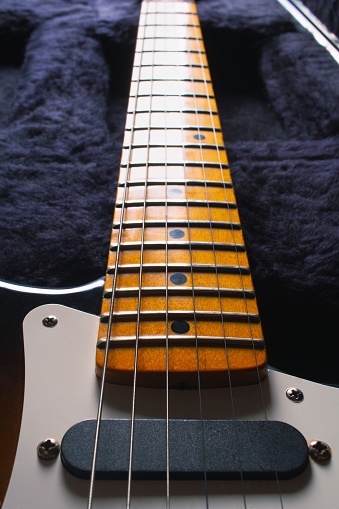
[96,0,267,387]
[171,321,190,334]
[170,229,185,239]
[168,188,183,196]
[170,273,187,285]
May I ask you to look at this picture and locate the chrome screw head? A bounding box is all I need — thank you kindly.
[286,387,304,402]
[37,438,60,460]
[308,440,332,462]
[42,315,58,328]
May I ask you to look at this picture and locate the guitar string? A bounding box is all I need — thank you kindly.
[191,8,284,508]
[89,3,283,508]
[188,5,247,507]
[160,3,171,506]
[126,3,157,507]
[164,45,170,509]
[86,3,147,507]
[176,5,209,507]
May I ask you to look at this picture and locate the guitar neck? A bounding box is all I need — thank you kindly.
[96,0,266,388]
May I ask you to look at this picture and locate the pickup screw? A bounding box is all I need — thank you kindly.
[308,440,332,462]
[37,438,60,460]
[42,315,58,328]
[286,387,304,402]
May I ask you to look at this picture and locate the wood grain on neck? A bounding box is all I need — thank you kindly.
[96,0,266,387]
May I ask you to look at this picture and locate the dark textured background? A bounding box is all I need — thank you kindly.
[0,0,338,384]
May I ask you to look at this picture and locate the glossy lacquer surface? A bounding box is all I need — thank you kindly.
[96,0,266,387]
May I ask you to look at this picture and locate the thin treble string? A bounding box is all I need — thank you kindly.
[126,1,157,507]
[86,2,145,508]
[188,11,248,508]
[192,11,284,508]
[178,7,209,508]
[162,17,170,509]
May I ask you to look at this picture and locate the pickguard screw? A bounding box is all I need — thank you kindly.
[42,315,58,328]
[37,438,60,460]
[286,387,304,402]
[308,440,332,462]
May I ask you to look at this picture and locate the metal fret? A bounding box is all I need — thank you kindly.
[110,241,246,252]
[121,162,229,168]
[125,125,222,132]
[106,263,249,275]
[134,63,208,68]
[100,310,261,324]
[123,143,224,150]
[138,35,203,41]
[103,286,256,299]
[112,220,240,230]
[118,180,233,188]
[97,336,265,349]
[136,50,206,54]
[115,199,236,209]
[130,92,214,98]
[132,77,211,83]
[128,108,217,115]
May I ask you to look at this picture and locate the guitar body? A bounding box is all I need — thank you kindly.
[2,296,338,508]
[1,0,338,506]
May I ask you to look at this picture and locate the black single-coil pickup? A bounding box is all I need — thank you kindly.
[61,419,308,480]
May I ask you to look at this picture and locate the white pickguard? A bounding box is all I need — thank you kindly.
[3,304,339,508]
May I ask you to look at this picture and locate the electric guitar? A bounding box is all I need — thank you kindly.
[1,0,338,507]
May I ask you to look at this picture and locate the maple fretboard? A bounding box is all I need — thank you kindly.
[96,0,266,388]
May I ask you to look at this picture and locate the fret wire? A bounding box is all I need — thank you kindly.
[118,180,233,189]
[131,93,215,99]
[126,126,222,132]
[122,162,228,169]
[115,201,237,210]
[97,336,265,349]
[137,49,206,54]
[104,286,256,298]
[178,5,209,508]
[140,36,202,40]
[135,63,209,68]
[139,24,201,28]
[106,263,249,274]
[126,3,156,507]
[125,143,223,151]
[110,241,246,252]
[101,310,260,323]
[132,78,211,83]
